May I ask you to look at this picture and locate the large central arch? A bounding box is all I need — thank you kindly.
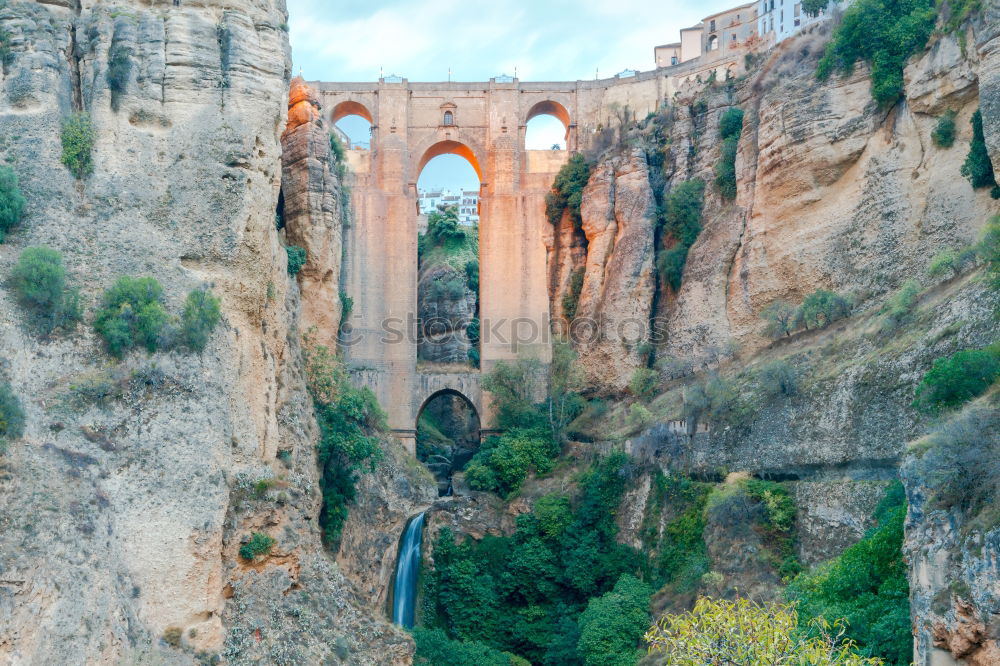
[414,139,485,183]
[525,100,572,142]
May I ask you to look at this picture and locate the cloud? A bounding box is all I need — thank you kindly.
[287,0,740,82]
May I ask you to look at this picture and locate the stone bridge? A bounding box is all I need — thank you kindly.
[311,73,684,452]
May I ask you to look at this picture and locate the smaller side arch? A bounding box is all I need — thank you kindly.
[331,100,374,125]
[415,388,481,431]
[525,100,572,140]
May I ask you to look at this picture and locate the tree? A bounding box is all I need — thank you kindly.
[657,179,706,291]
[546,154,591,227]
[932,111,956,148]
[645,597,883,665]
[547,341,586,442]
[180,287,221,352]
[0,165,25,242]
[802,0,831,16]
[760,299,800,338]
[577,574,652,666]
[801,289,851,329]
[10,246,81,334]
[962,110,999,193]
[913,347,1000,412]
[61,112,95,179]
[93,276,168,357]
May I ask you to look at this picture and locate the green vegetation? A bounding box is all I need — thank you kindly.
[10,247,82,335]
[629,367,658,400]
[656,179,706,291]
[801,289,852,329]
[714,108,744,200]
[816,0,936,107]
[545,153,591,227]
[761,299,799,338]
[932,110,956,148]
[61,112,95,179]
[940,0,981,33]
[422,453,650,665]
[562,267,585,321]
[413,628,526,666]
[962,110,1000,197]
[645,597,882,665]
[238,532,275,561]
[0,25,14,71]
[0,382,25,448]
[651,475,712,595]
[179,287,221,352]
[577,574,652,666]
[465,429,558,496]
[880,279,920,332]
[756,360,798,398]
[106,43,131,111]
[912,345,1000,412]
[787,483,909,665]
[913,405,1000,524]
[303,337,384,549]
[94,277,168,357]
[286,245,306,275]
[983,216,1000,289]
[802,0,831,16]
[0,165,25,242]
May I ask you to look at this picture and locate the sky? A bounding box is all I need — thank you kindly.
[288,0,738,191]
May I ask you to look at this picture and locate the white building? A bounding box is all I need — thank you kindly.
[418,189,479,226]
[757,0,849,46]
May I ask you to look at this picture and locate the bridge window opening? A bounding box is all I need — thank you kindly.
[333,114,372,150]
[416,391,481,496]
[443,110,454,126]
[524,100,571,151]
[526,114,567,150]
[416,146,482,369]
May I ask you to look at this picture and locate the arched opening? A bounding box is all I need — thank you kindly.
[708,35,719,51]
[415,141,482,369]
[331,100,373,150]
[443,110,454,126]
[416,390,481,496]
[525,100,571,150]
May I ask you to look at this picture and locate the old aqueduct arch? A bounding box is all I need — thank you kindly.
[314,70,706,451]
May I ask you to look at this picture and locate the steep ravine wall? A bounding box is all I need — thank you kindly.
[0,1,411,664]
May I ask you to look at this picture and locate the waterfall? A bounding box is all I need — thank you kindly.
[391,512,425,628]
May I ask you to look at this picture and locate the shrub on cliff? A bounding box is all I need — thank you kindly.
[879,279,920,332]
[545,153,591,227]
[10,246,82,335]
[303,338,384,548]
[714,108,744,201]
[787,482,909,665]
[465,429,557,496]
[981,216,1000,289]
[106,43,132,111]
[816,0,936,107]
[94,276,168,357]
[761,300,800,338]
[179,287,221,352]
[286,245,306,275]
[646,597,883,665]
[238,532,275,561]
[800,289,851,329]
[61,112,95,179]
[913,346,1000,412]
[562,266,585,320]
[932,111,956,148]
[962,110,1000,197]
[756,360,798,399]
[0,382,26,445]
[629,367,659,399]
[0,165,25,242]
[656,179,706,291]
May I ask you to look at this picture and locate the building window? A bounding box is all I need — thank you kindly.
[443,111,454,126]
[709,19,716,31]
[732,33,737,41]
[794,2,800,15]
[671,56,679,65]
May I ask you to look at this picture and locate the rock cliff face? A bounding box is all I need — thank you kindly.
[0,1,409,663]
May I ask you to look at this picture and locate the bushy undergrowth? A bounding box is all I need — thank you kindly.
[106,43,131,111]
[94,277,221,357]
[422,453,650,665]
[238,532,275,561]
[413,628,526,666]
[562,267,585,321]
[94,277,168,357]
[545,154,591,227]
[787,482,910,665]
[304,337,384,549]
[912,345,1000,412]
[714,108,744,200]
[10,246,82,335]
[656,179,706,291]
[962,110,1000,197]
[0,165,25,242]
[286,245,306,275]
[932,111,956,148]
[816,0,936,107]
[61,112,95,179]
[0,382,26,446]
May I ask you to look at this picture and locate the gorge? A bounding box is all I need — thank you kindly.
[0,0,998,664]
